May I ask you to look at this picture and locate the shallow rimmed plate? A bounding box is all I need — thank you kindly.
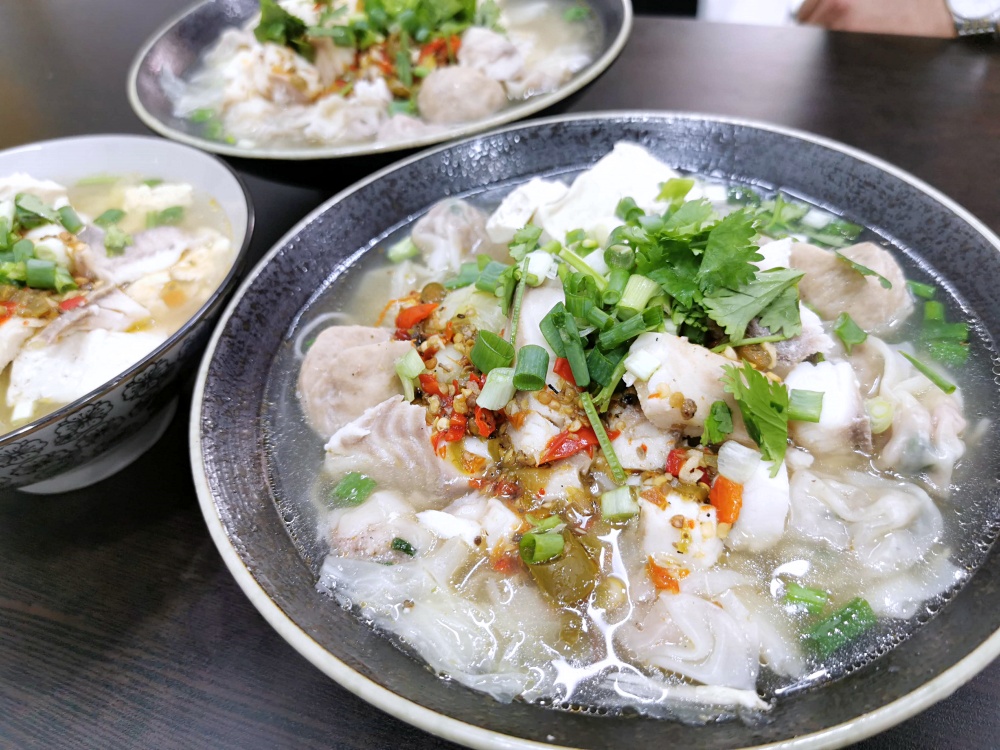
[128,0,632,160]
[192,112,1000,749]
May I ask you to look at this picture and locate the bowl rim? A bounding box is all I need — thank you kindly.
[0,132,255,449]
[126,0,634,161]
[190,110,1000,750]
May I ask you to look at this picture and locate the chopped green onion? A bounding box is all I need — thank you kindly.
[142,178,164,188]
[519,531,565,564]
[57,206,84,234]
[557,313,590,388]
[907,280,936,299]
[188,108,216,123]
[923,300,945,322]
[597,306,663,350]
[507,258,529,345]
[444,261,479,289]
[702,400,734,446]
[604,243,635,271]
[901,351,957,394]
[586,305,613,331]
[94,208,125,227]
[53,266,77,293]
[387,236,419,263]
[788,389,824,423]
[477,367,516,410]
[528,514,563,532]
[563,5,589,21]
[833,312,867,353]
[783,582,829,615]
[523,250,554,286]
[394,348,424,401]
[329,472,376,507]
[601,486,639,521]
[25,258,57,289]
[805,597,877,658]
[146,205,185,228]
[602,266,630,306]
[925,340,969,367]
[922,320,968,342]
[539,303,567,357]
[586,346,625,388]
[391,537,416,556]
[592,357,628,412]
[11,239,34,262]
[475,260,511,294]
[581,392,626,484]
[865,397,894,434]
[470,330,515,374]
[617,274,660,319]
[513,345,549,391]
[555,244,607,291]
[656,177,695,207]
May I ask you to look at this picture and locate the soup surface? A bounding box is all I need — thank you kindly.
[278,142,991,721]
[168,0,600,149]
[0,172,233,432]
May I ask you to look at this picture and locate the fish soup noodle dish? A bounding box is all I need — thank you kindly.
[290,142,983,721]
[0,173,233,433]
[169,0,599,149]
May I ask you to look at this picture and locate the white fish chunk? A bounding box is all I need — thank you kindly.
[0,317,44,371]
[534,142,679,245]
[78,226,190,285]
[324,396,465,507]
[8,329,165,415]
[122,182,193,214]
[784,360,872,455]
[607,401,675,472]
[725,461,790,553]
[328,491,435,560]
[640,492,723,572]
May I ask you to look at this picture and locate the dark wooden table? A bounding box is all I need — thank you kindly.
[1,3,999,748]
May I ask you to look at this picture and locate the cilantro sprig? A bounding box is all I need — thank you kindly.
[721,361,789,475]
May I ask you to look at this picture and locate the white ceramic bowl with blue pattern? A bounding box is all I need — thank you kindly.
[0,134,252,492]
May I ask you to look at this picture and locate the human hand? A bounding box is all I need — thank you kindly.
[797,0,957,37]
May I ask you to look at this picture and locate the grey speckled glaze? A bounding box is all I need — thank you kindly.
[0,134,254,489]
[128,0,631,160]
[195,114,1000,749]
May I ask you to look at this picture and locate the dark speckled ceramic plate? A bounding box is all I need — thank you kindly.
[191,113,1000,749]
[128,0,631,160]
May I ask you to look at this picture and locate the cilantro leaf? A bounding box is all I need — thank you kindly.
[721,361,789,475]
[256,0,314,61]
[644,243,702,307]
[697,209,762,294]
[661,199,715,238]
[835,251,892,289]
[703,268,804,340]
[833,312,867,353]
[655,178,695,209]
[756,283,802,338]
[701,400,733,446]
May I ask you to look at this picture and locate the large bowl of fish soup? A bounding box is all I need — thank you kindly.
[193,113,1000,748]
[0,134,252,491]
[128,0,631,160]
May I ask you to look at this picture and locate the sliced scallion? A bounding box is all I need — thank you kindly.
[580,392,626,484]
[94,208,125,227]
[788,389,824,423]
[146,206,185,228]
[865,397,894,434]
[805,597,877,658]
[923,300,945,322]
[470,330,515,374]
[601,486,639,521]
[528,514,563,532]
[394,348,425,401]
[585,346,625,388]
[783,582,829,615]
[513,345,549,391]
[602,266,630,306]
[25,258,56,289]
[11,239,34,263]
[833,312,867,353]
[507,258,529,345]
[539,303,567,358]
[557,312,589,388]
[444,261,479,289]
[617,273,660,319]
[906,280,936,299]
[477,367,516,410]
[901,351,957,394]
[597,306,663,350]
[329,472,376,507]
[519,531,565,564]
[57,205,85,234]
[475,260,510,294]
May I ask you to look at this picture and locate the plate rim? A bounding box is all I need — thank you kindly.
[127,0,634,161]
[190,110,1000,750]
